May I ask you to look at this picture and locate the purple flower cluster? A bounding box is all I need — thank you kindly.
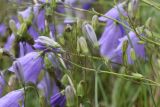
[0,0,146,107]
[0,0,96,106]
[99,3,145,64]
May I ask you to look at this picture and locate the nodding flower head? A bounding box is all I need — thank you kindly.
[99,3,127,25]
[50,91,66,107]
[0,89,24,107]
[33,36,63,53]
[99,22,126,61]
[9,52,44,83]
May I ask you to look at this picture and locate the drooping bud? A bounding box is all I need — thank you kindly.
[77,36,89,54]
[34,36,62,52]
[82,22,99,48]
[9,19,17,35]
[65,85,75,107]
[92,15,98,29]
[61,74,69,86]
[145,17,152,29]
[130,48,136,61]
[77,81,85,98]
[57,54,67,69]
[128,0,139,18]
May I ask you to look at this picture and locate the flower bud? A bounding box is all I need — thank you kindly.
[34,36,62,52]
[138,41,145,44]
[132,73,143,79]
[44,54,53,69]
[77,81,85,98]
[122,40,128,53]
[17,23,27,37]
[61,74,69,86]
[130,48,136,61]
[65,85,75,107]
[145,17,152,29]
[144,29,152,37]
[122,40,128,65]
[82,22,99,48]
[26,12,34,26]
[9,19,17,35]
[17,14,24,24]
[58,54,67,69]
[0,48,3,59]
[40,95,48,107]
[92,15,98,29]
[8,75,17,90]
[128,0,139,18]
[77,36,89,54]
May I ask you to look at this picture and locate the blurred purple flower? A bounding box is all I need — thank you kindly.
[0,75,5,97]
[28,26,39,39]
[19,42,33,57]
[99,3,127,25]
[38,72,60,101]
[0,23,6,37]
[37,9,45,32]
[99,23,125,61]
[18,7,32,20]
[50,92,66,107]
[9,52,43,83]
[0,89,24,107]
[4,33,15,51]
[114,31,145,64]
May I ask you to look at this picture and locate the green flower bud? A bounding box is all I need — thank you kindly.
[122,40,128,53]
[130,48,136,61]
[77,81,85,98]
[132,73,143,79]
[138,41,145,44]
[61,74,69,86]
[44,54,53,69]
[128,0,139,18]
[17,23,27,37]
[77,36,89,54]
[9,19,17,35]
[18,14,24,24]
[65,85,75,107]
[122,40,128,65]
[26,12,34,26]
[0,48,3,59]
[145,17,152,29]
[92,15,98,29]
